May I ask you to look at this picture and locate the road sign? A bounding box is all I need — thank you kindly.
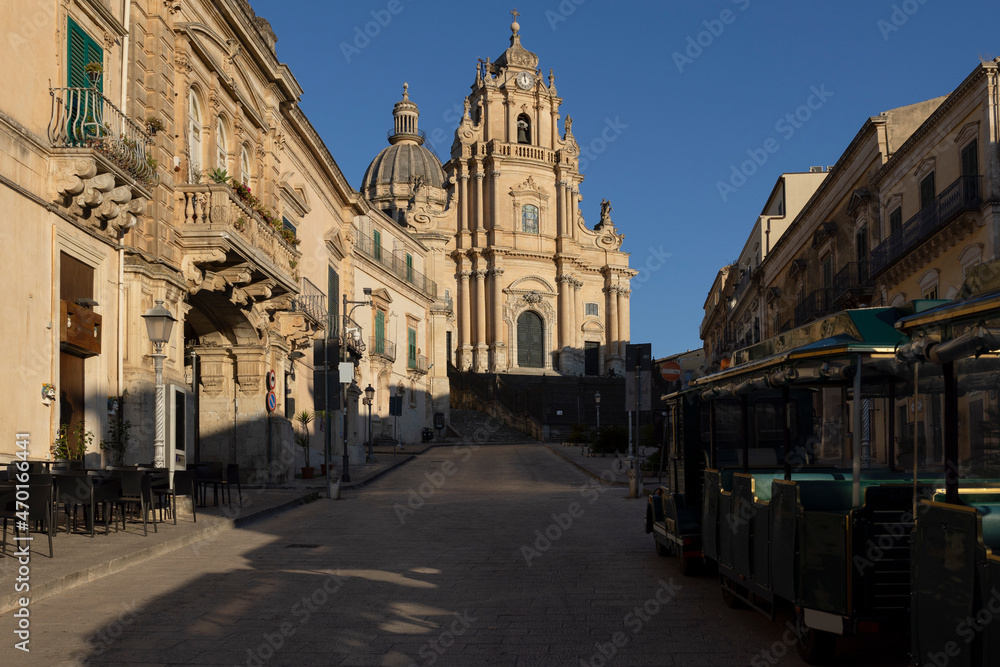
[266,391,277,412]
[660,361,682,382]
[265,370,276,390]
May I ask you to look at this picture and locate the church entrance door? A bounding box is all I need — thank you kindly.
[517,311,544,368]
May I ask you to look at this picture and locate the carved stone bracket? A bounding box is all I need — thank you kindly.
[51,155,149,239]
[182,248,227,293]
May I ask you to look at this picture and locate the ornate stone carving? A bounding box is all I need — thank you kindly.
[524,290,542,304]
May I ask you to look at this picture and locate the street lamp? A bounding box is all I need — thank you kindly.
[341,288,373,483]
[363,383,375,463]
[595,391,601,429]
[142,299,176,469]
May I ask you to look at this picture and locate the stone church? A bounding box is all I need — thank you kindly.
[361,16,634,377]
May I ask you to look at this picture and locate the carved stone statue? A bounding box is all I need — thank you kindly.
[601,198,612,221]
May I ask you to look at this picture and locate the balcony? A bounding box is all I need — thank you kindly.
[870,175,982,276]
[293,277,327,327]
[343,314,366,358]
[794,288,835,327]
[355,232,437,298]
[831,261,873,308]
[407,354,429,374]
[370,337,397,362]
[48,87,155,239]
[481,139,558,165]
[176,183,301,295]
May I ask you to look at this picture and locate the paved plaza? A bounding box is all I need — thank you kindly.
[0,444,907,666]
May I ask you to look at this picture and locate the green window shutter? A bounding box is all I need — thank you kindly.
[327,267,339,339]
[406,253,413,282]
[373,230,382,262]
[375,311,385,354]
[67,18,103,89]
[408,328,417,367]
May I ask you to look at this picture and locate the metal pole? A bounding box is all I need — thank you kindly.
[943,361,959,504]
[341,294,351,483]
[852,354,862,508]
[367,400,373,462]
[153,344,166,469]
[190,350,199,465]
[324,337,334,499]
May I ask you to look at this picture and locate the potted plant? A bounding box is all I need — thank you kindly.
[145,116,165,136]
[54,422,93,463]
[100,394,132,466]
[208,167,229,184]
[84,61,103,88]
[295,409,314,479]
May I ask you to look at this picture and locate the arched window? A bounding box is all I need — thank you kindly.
[216,119,228,172]
[188,92,203,182]
[517,311,544,368]
[240,145,252,186]
[516,113,531,144]
[521,204,539,234]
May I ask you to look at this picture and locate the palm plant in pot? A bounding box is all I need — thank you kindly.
[295,410,315,479]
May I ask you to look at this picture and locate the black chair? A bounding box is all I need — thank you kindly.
[194,462,225,507]
[219,464,242,507]
[0,473,54,557]
[53,473,94,535]
[116,471,156,535]
[153,470,197,524]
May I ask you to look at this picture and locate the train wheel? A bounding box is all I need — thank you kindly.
[795,616,835,665]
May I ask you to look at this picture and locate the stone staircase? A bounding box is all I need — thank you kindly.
[448,409,537,443]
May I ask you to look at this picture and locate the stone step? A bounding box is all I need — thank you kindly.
[449,409,533,442]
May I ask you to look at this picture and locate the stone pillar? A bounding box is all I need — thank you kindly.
[555,180,565,237]
[457,269,473,371]
[458,173,468,236]
[474,172,484,235]
[489,266,507,371]
[490,169,501,233]
[557,274,572,349]
[607,286,619,369]
[346,381,363,469]
[617,288,630,357]
[473,268,489,371]
[573,279,584,349]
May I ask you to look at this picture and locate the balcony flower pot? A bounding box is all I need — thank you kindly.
[301,466,315,479]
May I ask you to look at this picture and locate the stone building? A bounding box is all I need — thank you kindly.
[361,17,634,378]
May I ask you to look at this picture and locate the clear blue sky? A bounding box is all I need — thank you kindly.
[252,0,1000,359]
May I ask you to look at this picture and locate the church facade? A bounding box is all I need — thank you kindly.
[361,17,634,377]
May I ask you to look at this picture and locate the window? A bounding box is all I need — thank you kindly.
[327,267,339,338]
[407,327,417,368]
[585,302,599,317]
[216,120,228,172]
[962,139,979,177]
[188,93,203,182]
[889,206,902,236]
[923,286,938,300]
[919,173,936,210]
[68,18,103,88]
[373,229,382,262]
[240,145,251,186]
[405,253,413,283]
[516,113,531,144]
[282,217,296,238]
[522,205,539,234]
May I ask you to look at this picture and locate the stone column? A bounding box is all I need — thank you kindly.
[556,274,572,349]
[458,173,468,236]
[490,169,501,233]
[489,266,507,371]
[474,172,484,235]
[617,288,630,358]
[607,286,619,370]
[573,279,584,349]
[555,180,565,238]
[473,268,489,371]
[457,269,473,370]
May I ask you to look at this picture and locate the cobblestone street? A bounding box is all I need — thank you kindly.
[0,444,906,666]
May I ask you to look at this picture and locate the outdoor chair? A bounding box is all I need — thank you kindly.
[115,470,156,536]
[219,463,242,507]
[194,462,225,507]
[0,473,54,557]
[153,469,197,524]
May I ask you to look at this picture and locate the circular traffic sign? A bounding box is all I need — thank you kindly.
[660,361,682,382]
[266,370,276,390]
[266,391,277,412]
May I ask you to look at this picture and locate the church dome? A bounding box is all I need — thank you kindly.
[361,84,445,204]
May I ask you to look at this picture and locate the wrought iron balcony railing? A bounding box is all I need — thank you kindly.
[794,288,835,327]
[355,232,437,298]
[294,277,327,326]
[370,337,397,362]
[831,261,873,305]
[343,314,366,357]
[870,175,982,276]
[49,87,157,185]
[407,354,428,373]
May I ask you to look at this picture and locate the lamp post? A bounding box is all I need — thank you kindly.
[595,391,601,429]
[142,300,176,469]
[341,288,373,482]
[363,383,375,463]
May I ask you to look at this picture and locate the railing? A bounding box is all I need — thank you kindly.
[294,277,327,325]
[355,232,438,298]
[49,86,157,185]
[370,336,396,362]
[794,288,835,327]
[870,175,982,276]
[407,354,428,373]
[483,139,557,164]
[343,314,365,357]
[831,261,872,303]
[733,269,750,301]
[177,183,301,278]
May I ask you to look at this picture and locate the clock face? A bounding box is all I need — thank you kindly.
[515,72,534,90]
